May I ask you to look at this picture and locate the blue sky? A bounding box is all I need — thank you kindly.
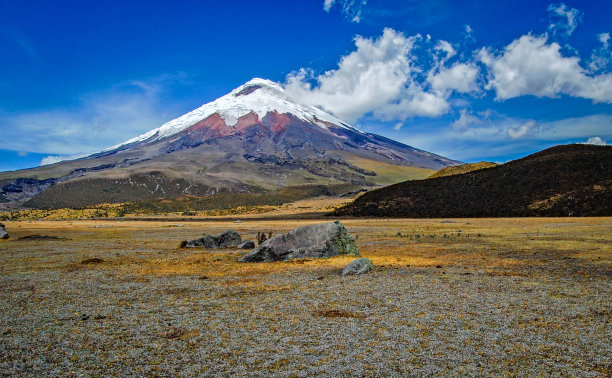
[0,0,610,171]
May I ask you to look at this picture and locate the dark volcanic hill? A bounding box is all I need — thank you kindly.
[334,144,612,217]
[0,78,458,210]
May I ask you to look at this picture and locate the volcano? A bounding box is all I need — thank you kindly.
[0,78,458,209]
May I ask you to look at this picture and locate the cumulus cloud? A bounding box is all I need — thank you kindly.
[284,28,478,123]
[547,3,582,37]
[479,34,612,103]
[507,120,537,139]
[428,62,480,94]
[584,136,607,145]
[0,74,188,155]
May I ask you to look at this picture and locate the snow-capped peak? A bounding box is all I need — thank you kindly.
[106,78,357,151]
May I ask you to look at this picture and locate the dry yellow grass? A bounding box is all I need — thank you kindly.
[346,156,435,185]
[0,216,610,375]
[1,217,610,277]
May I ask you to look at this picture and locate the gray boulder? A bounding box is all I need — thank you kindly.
[183,230,242,248]
[342,258,375,276]
[239,221,359,262]
[0,223,8,239]
[238,240,255,249]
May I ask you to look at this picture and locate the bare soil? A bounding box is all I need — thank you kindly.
[0,217,610,376]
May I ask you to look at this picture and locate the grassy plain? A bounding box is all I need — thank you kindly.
[0,207,610,375]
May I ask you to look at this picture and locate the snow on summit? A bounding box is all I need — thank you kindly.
[107,78,357,151]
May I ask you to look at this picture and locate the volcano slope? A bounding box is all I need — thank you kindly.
[335,144,612,218]
[0,78,457,210]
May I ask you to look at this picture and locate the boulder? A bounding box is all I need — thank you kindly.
[239,221,359,262]
[0,223,8,239]
[238,240,255,249]
[341,258,375,276]
[183,230,242,248]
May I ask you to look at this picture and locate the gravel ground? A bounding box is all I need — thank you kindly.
[0,218,610,376]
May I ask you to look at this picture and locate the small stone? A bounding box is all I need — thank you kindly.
[342,258,375,276]
[0,223,8,239]
[238,240,255,249]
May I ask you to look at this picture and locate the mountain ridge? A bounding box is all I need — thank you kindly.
[334,144,612,218]
[0,78,458,210]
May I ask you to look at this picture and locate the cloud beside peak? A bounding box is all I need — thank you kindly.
[0,74,188,155]
[479,34,612,103]
[284,29,478,123]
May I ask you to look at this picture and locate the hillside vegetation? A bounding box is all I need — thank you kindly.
[335,144,612,217]
[1,184,358,220]
[427,161,497,178]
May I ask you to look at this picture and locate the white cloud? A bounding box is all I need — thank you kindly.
[547,3,582,37]
[479,34,612,102]
[451,109,481,131]
[322,0,366,23]
[428,62,480,94]
[434,40,456,60]
[463,24,475,44]
[0,74,188,155]
[599,32,611,49]
[284,28,478,123]
[40,153,88,166]
[507,120,537,139]
[402,114,612,161]
[589,32,611,72]
[584,136,607,145]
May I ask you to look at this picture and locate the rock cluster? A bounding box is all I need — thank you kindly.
[182,230,247,248]
[239,221,359,262]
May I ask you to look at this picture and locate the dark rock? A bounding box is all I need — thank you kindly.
[0,223,8,239]
[18,235,69,241]
[342,258,375,276]
[238,240,255,249]
[184,230,242,248]
[81,258,104,264]
[239,221,359,262]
